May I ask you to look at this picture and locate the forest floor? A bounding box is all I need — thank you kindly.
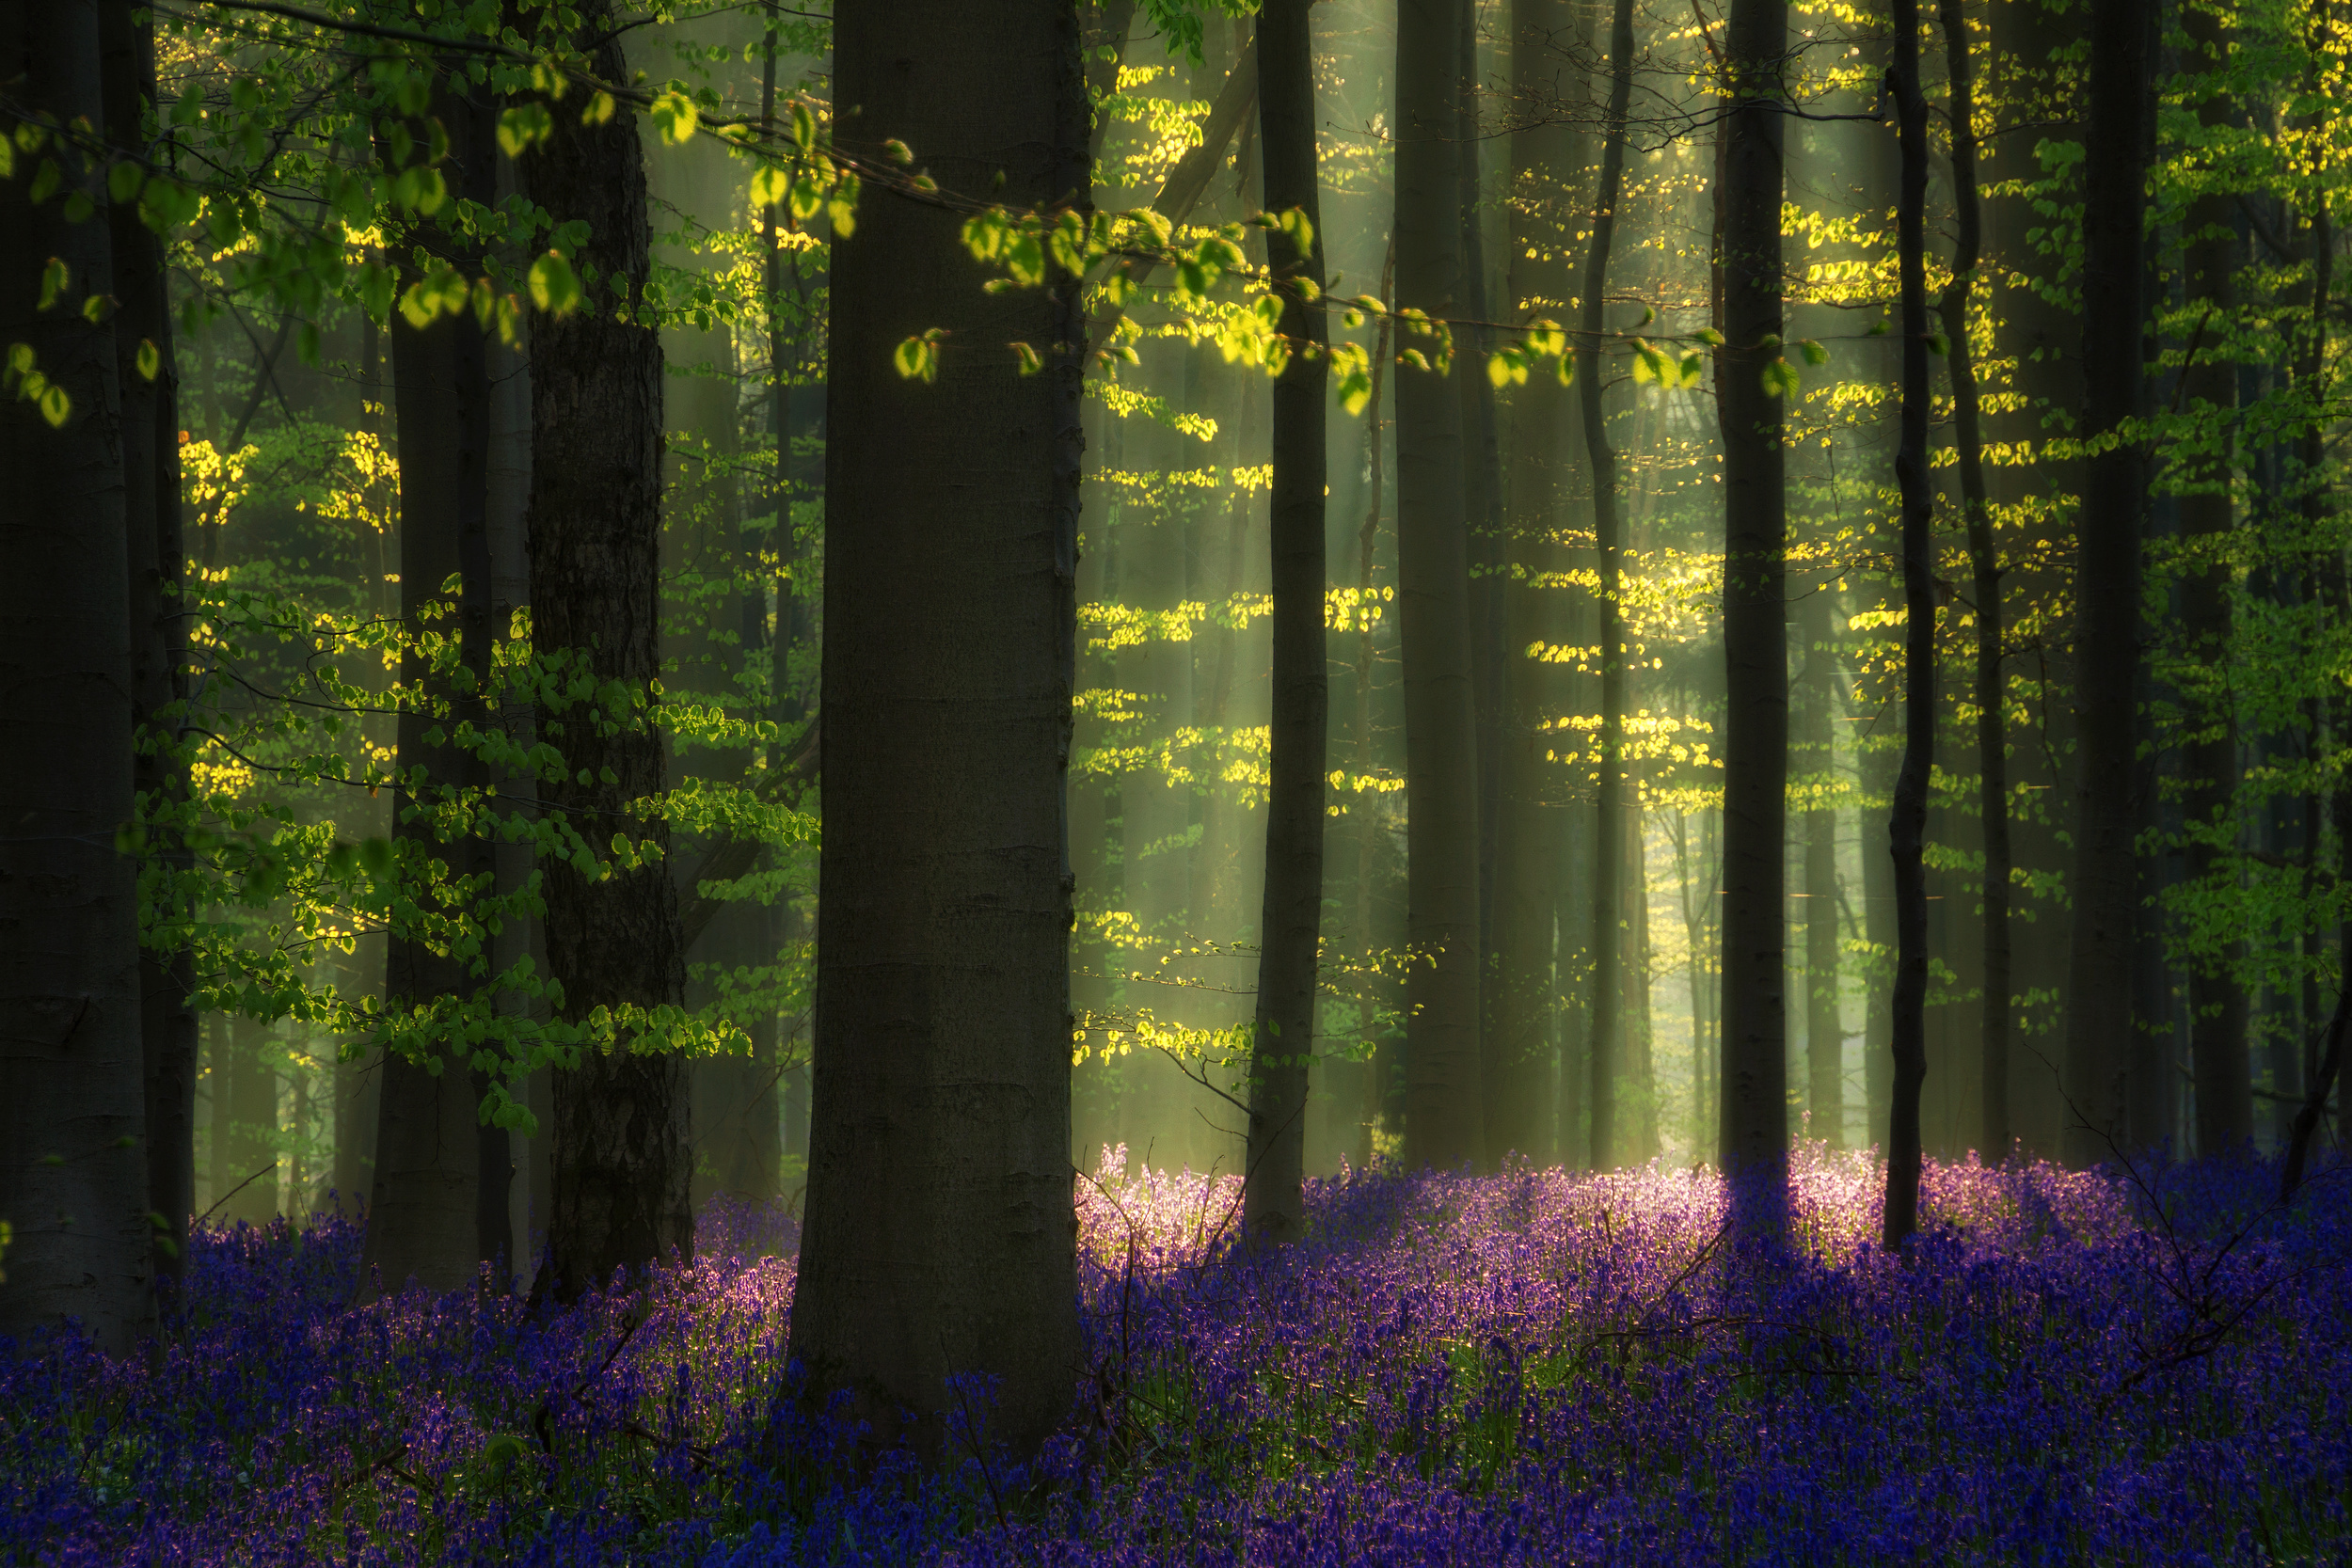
[4,1143,2347,1565]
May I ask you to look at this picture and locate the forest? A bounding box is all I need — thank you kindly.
[2,0,2349,1560]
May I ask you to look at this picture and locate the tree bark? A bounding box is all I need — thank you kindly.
[1578,0,1634,1171]
[1883,0,1933,1253]
[1242,0,1327,1242]
[1715,0,1789,1215]
[0,0,152,1354]
[1394,0,1485,1172]
[516,1,691,1295]
[101,0,198,1294]
[787,0,1085,1457]
[1937,0,2010,1161]
[2060,0,2153,1165]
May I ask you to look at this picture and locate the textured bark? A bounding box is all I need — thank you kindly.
[1579,0,1633,1171]
[517,2,691,1295]
[1242,0,1327,1243]
[2060,0,2153,1166]
[787,0,1084,1457]
[1883,0,1933,1253]
[1394,0,1485,1171]
[1938,0,2010,1163]
[1714,0,1788,1212]
[101,0,197,1292]
[0,0,151,1354]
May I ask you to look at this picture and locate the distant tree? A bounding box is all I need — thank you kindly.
[2061,0,2154,1166]
[0,0,153,1354]
[1579,0,1634,1172]
[1242,0,1327,1243]
[1393,0,1486,1172]
[786,0,1084,1455]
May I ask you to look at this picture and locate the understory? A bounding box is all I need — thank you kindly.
[4,1146,2346,1565]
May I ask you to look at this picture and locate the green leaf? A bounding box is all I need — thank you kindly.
[27,159,59,205]
[1011,341,1042,375]
[528,251,581,316]
[81,293,112,325]
[650,89,698,147]
[1797,338,1829,367]
[139,177,199,233]
[790,101,816,155]
[61,190,93,225]
[358,837,395,878]
[748,165,788,208]
[580,90,616,127]
[1693,327,1724,346]
[107,161,141,203]
[1760,357,1799,399]
[1924,333,1950,356]
[498,103,553,157]
[893,334,938,383]
[39,384,70,427]
[37,257,67,310]
[135,338,160,381]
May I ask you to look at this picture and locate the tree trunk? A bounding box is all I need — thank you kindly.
[1394,0,1485,1171]
[1578,0,1634,1171]
[0,0,151,1354]
[360,79,501,1298]
[1242,0,1327,1242]
[516,1,691,1295]
[1488,0,1583,1169]
[101,0,198,1294]
[1715,0,1789,1214]
[1937,0,2010,1162]
[2178,4,2249,1159]
[2060,0,2153,1165]
[1883,0,1934,1252]
[787,0,1085,1457]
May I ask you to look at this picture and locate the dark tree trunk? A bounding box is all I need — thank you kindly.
[2178,4,2249,1160]
[1938,0,2010,1161]
[361,80,501,1298]
[1714,0,1789,1215]
[1883,0,1933,1252]
[787,0,1085,1457]
[2061,0,2153,1165]
[0,0,151,1354]
[101,0,198,1294]
[1242,0,1327,1243]
[1394,0,1486,1171]
[1578,0,1634,1171]
[516,1,691,1295]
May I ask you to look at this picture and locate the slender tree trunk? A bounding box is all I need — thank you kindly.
[1801,594,1842,1148]
[1715,0,1789,1215]
[2178,3,2249,1160]
[1883,0,1934,1252]
[1577,0,1634,1171]
[1243,0,1327,1241]
[2061,0,2153,1165]
[1394,0,1485,1170]
[101,0,198,1294]
[787,0,1085,1457]
[0,0,151,1354]
[1935,0,2010,1161]
[516,1,691,1295]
